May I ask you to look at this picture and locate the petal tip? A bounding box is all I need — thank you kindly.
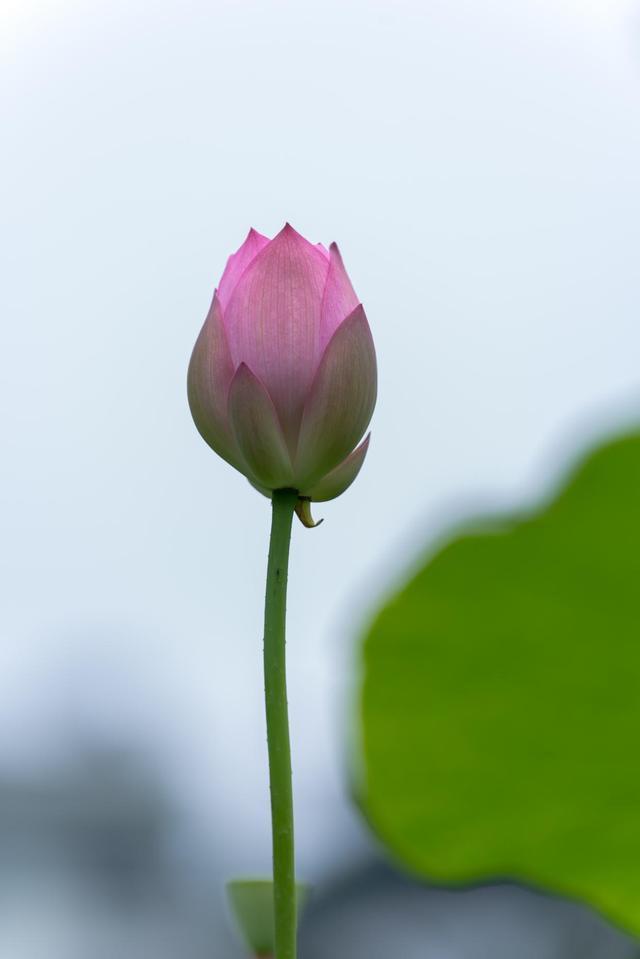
[279,222,314,245]
[271,222,300,245]
[229,360,260,390]
[242,227,267,249]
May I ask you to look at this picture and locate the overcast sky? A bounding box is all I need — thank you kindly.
[2,0,640,885]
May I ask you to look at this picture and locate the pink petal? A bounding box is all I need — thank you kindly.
[217,228,270,310]
[319,242,359,351]
[187,292,243,470]
[294,305,377,488]
[224,224,330,448]
[227,363,294,490]
[300,434,371,502]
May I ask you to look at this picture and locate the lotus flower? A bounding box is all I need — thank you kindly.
[188,225,377,512]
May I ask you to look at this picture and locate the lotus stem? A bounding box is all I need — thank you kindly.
[263,488,298,959]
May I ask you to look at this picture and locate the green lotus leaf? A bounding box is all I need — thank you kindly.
[359,430,640,935]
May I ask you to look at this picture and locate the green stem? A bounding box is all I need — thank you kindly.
[263,488,298,959]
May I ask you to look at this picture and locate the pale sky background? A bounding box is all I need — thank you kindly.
[2,0,640,893]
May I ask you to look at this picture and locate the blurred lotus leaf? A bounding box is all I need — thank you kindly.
[358,430,640,935]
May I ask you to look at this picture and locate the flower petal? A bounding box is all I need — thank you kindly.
[319,242,359,351]
[294,305,377,487]
[217,228,270,310]
[187,292,243,469]
[247,478,272,499]
[301,434,371,502]
[224,224,330,448]
[227,363,294,490]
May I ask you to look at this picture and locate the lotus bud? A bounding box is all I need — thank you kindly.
[188,225,377,517]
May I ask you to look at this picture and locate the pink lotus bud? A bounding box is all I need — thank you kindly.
[188,224,377,505]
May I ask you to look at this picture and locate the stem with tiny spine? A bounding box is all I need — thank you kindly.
[263,488,298,959]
